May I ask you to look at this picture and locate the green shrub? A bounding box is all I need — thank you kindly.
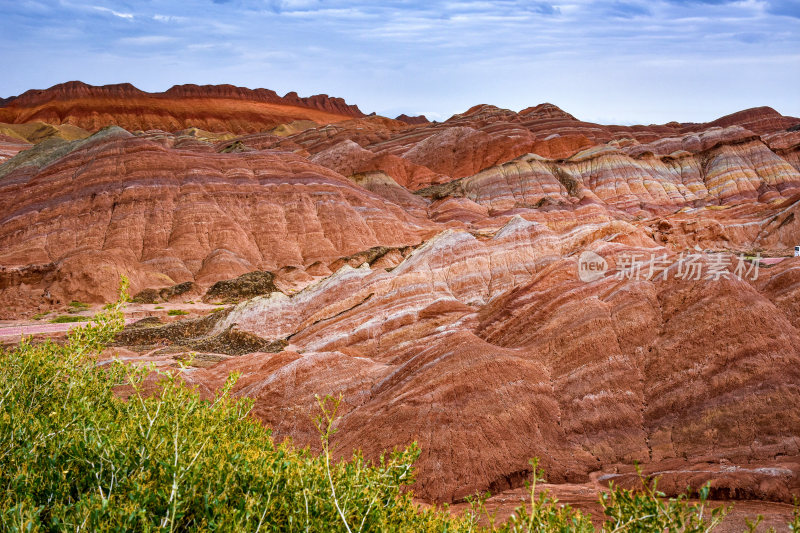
[32,311,50,320]
[473,458,595,533]
[167,309,189,316]
[68,300,90,311]
[472,460,732,533]
[599,472,727,532]
[49,314,91,323]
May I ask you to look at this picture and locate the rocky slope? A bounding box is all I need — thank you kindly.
[0,127,434,314]
[2,91,800,509]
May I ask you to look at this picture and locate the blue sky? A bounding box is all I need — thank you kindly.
[1,0,799,124]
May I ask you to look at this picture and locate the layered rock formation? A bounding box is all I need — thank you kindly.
[0,133,31,164]
[0,81,364,133]
[0,127,434,315]
[2,89,800,510]
[293,102,800,194]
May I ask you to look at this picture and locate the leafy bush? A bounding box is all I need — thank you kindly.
[599,473,727,532]
[472,459,595,533]
[2,279,797,531]
[167,309,189,316]
[49,314,91,323]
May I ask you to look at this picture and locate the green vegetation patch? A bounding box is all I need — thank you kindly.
[68,300,90,311]
[167,309,189,316]
[49,315,91,323]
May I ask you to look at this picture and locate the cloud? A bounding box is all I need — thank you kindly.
[267,0,325,13]
[439,1,560,16]
[117,35,176,46]
[153,14,185,23]
[280,7,373,19]
[92,5,133,19]
[515,2,559,15]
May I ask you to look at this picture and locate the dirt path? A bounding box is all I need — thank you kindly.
[0,319,138,339]
[0,322,83,338]
[0,302,224,341]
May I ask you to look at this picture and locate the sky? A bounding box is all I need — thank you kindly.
[1,0,799,124]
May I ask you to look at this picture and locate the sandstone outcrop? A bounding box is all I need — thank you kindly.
[395,113,430,125]
[704,106,800,135]
[764,129,800,172]
[310,140,447,191]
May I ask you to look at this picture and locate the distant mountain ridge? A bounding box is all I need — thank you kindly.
[2,81,799,139]
[395,113,430,125]
[0,81,365,133]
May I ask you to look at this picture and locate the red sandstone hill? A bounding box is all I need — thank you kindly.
[704,105,800,134]
[395,113,430,125]
[2,89,800,513]
[0,81,364,133]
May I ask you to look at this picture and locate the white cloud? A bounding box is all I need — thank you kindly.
[92,5,133,19]
[281,7,373,18]
[117,35,175,45]
[153,14,185,23]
